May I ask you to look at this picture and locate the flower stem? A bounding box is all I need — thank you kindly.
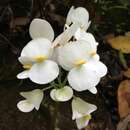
[63,76,67,86]
[42,86,54,91]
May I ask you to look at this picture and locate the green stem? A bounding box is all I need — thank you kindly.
[63,76,67,86]
[58,68,62,87]
[42,85,54,91]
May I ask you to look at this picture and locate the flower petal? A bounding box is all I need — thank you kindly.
[17,70,29,79]
[29,60,59,84]
[50,86,73,102]
[18,56,34,65]
[88,87,97,94]
[72,97,97,119]
[50,89,57,101]
[50,48,59,63]
[66,7,90,31]
[17,100,34,112]
[21,38,53,58]
[87,60,107,77]
[93,54,100,61]
[66,6,75,26]
[75,29,98,46]
[68,64,100,91]
[58,40,93,71]
[20,89,43,110]
[76,117,89,129]
[95,61,107,77]
[52,23,78,47]
[29,18,54,41]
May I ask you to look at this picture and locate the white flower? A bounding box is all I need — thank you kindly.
[58,40,98,71]
[57,39,107,93]
[68,60,107,93]
[50,86,73,102]
[65,6,91,31]
[17,89,43,112]
[17,38,59,84]
[72,97,97,129]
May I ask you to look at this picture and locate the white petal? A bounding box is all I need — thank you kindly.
[20,89,43,110]
[95,61,107,77]
[72,97,97,119]
[29,18,54,41]
[18,56,34,65]
[50,48,59,63]
[21,38,53,58]
[68,64,100,91]
[66,6,75,26]
[88,87,97,94]
[17,70,29,79]
[50,89,57,101]
[72,108,84,120]
[50,86,73,102]
[93,54,100,61]
[29,60,59,84]
[66,7,90,31]
[52,23,78,47]
[76,117,89,129]
[75,29,98,47]
[58,40,92,71]
[87,60,107,77]
[17,100,34,112]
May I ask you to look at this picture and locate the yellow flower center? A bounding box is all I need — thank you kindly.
[84,114,92,120]
[23,64,32,69]
[74,59,86,66]
[34,55,47,62]
[90,51,96,57]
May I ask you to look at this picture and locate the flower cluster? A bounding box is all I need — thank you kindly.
[17,6,107,129]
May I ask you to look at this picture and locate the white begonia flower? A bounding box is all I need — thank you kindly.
[50,86,73,102]
[66,6,91,31]
[57,38,107,93]
[68,60,107,93]
[29,18,54,42]
[72,97,97,129]
[58,40,98,71]
[17,89,43,112]
[17,38,59,84]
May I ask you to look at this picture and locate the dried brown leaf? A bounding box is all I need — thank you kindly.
[107,36,130,54]
[123,68,130,78]
[118,80,130,118]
